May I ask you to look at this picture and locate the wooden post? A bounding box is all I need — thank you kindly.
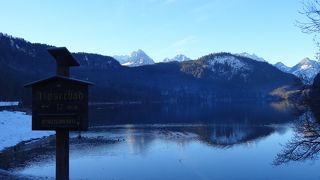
[56,130,69,180]
[56,64,70,180]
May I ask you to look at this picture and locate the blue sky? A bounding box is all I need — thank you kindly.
[0,0,317,66]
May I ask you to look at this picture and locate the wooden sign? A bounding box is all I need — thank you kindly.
[25,76,92,131]
[24,47,93,180]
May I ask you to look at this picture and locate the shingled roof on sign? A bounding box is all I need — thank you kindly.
[48,47,80,67]
[24,75,93,88]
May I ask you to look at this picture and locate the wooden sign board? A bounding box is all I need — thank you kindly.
[25,76,92,131]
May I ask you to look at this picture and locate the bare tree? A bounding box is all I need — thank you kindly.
[299,0,320,33]
[299,0,320,59]
[273,112,320,165]
[273,1,320,165]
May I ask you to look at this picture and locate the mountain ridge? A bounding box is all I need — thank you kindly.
[274,58,320,84]
[163,54,191,62]
[113,49,155,67]
[0,33,303,103]
[236,52,267,62]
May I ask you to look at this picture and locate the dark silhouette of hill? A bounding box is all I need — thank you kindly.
[0,33,302,104]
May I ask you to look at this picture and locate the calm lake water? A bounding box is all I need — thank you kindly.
[3,102,320,179]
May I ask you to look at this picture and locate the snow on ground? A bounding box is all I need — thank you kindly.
[0,111,54,151]
[208,56,250,73]
[0,101,19,107]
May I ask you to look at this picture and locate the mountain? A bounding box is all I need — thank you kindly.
[113,49,155,67]
[274,62,290,73]
[112,55,130,64]
[180,53,301,94]
[0,33,122,102]
[289,58,320,85]
[273,58,320,85]
[237,52,267,62]
[163,54,191,62]
[0,33,303,103]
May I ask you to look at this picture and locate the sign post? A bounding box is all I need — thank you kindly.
[25,47,92,180]
[56,130,69,180]
[52,47,74,180]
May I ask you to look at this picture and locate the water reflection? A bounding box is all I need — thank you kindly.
[194,125,275,147]
[89,102,303,126]
[274,110,320,165]
[0,124,290,171]
[3,124,304,180]
[0,136,123,171]
[0,102,314,179]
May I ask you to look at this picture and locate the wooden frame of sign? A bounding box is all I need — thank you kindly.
[25,76,92,131]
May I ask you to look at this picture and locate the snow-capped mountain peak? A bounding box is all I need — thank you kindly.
[208,55,249,72]
[274,58,320,84]
[131,49,146,57]
[289,57,320,84]
[237,52,267,62]
[163,54,191,62]
[274,62,290,72]
[197,53,252,81]
[299,57,311,63]
[112,55,130,64]
[113,49,155,67]
[298,58,314,70]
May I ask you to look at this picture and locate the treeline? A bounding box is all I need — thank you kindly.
[0,33,303,104]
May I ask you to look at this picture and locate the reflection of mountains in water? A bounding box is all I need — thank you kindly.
[0,123,290,171]
[0,102,305,171]
[118,124,288,149]
[182,125,278,147]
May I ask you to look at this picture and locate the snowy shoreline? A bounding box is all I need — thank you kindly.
[0,101,19,107]
[0,110,54,151]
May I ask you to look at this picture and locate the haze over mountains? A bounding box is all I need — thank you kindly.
[0,33,305,103]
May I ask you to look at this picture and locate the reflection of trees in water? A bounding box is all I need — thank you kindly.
[274,111,320,165]
[191,125,274,148]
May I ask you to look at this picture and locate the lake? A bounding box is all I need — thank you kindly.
[2,102,320,180]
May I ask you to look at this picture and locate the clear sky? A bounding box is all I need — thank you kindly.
[0,0,317,66]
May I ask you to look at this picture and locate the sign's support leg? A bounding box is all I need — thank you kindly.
[56,130,69,180]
